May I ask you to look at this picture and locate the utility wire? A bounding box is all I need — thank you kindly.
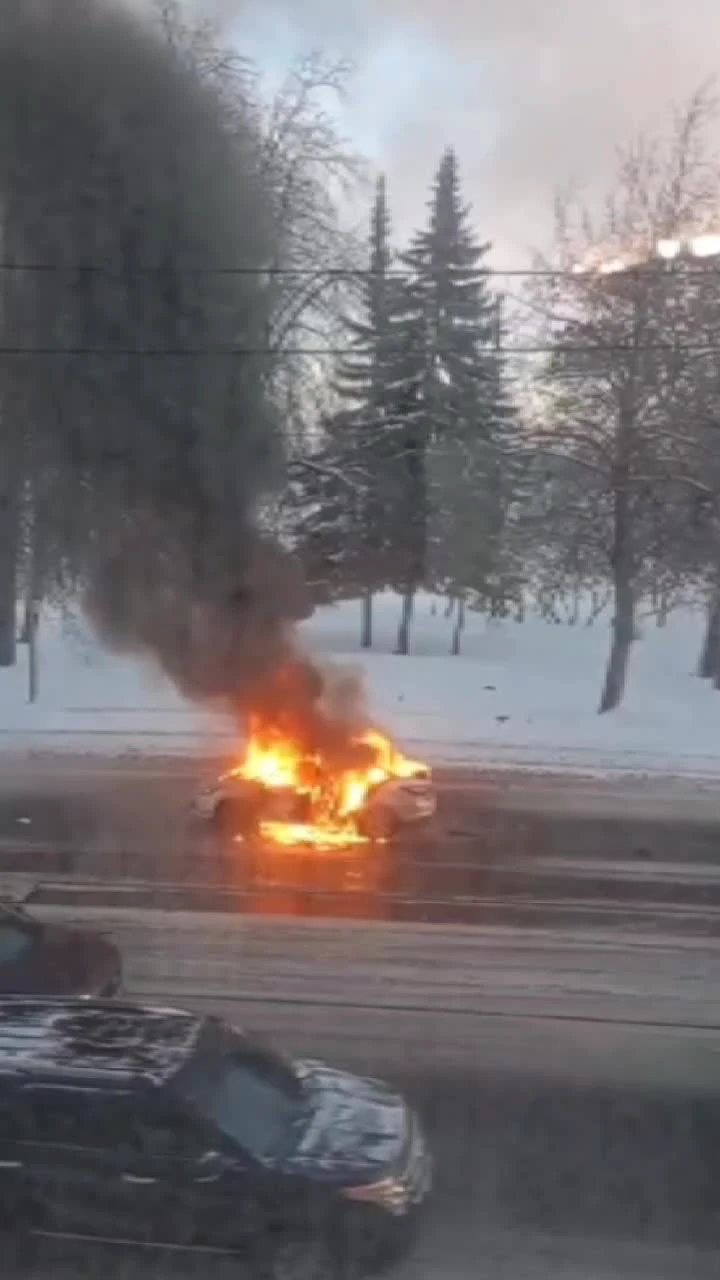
[0,344,718,356]
[0,262,717,279]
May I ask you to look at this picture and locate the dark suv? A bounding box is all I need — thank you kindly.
[0,998,430,1276]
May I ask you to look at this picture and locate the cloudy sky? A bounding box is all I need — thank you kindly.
[195,0,720,265]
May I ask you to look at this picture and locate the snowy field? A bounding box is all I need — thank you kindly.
[1,593,720,778]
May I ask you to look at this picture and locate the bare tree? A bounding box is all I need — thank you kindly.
[526,87,720,712]
[154,7,367,473]
[0,0,318,713]
[260,52,365,349]
[0,1,365,673]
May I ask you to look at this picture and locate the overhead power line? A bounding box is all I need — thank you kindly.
[0,261,719,280]
[0,343,718,356]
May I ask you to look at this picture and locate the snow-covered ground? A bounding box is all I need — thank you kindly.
[1,593,720,777]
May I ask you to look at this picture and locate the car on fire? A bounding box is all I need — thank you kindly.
[0,997,431,1277]
[193,764,437,842]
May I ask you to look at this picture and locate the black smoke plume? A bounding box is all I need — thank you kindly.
[0,0,353,733]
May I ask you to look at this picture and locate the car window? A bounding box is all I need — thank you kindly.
[130,1104,207,1161]
[22,1088,135,1148]
[0,924,32,967]
[20,1087,207,1162]
[177,1049,302,1163]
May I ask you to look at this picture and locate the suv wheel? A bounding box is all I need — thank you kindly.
[341,1208,414,1276]
[272,1237,339,1280]
[2,1232,37,1271]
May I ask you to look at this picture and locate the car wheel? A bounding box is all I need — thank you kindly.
[1,1232,37,1271]
[341,1208,415,1276]
[271,1236,339,1280]
[213,798,259,840]
[0,1194,40,1268]
[357,806,398,842]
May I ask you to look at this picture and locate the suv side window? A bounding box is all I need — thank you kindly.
[14,1087,207,1163]
[22,1087,135,1148]
[129,1102,208,1162]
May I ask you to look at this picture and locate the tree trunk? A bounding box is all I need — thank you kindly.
[27,601,39,704]
[395,589,414,655]
[360,591,373,650]
[20,535,41,646]
[451,594,465,655]
[0,493,18,667]
[599,576,635,713]
[698,594,720,679]
[710,600,720,689]
[19,597,31,645]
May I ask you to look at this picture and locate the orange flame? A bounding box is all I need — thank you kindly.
[227,721,426,847]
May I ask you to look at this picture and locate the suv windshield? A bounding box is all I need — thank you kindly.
[178,1049,302,1163]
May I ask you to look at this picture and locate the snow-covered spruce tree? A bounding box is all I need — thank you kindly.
[393,147,518,654]
[290,407,368,607]
[527,89,720,711]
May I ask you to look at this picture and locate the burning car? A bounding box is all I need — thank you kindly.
[193,724,436,845]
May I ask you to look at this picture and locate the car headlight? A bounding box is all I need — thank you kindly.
[341,1178,410,1217]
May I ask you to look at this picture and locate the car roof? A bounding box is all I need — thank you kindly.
[0,997,205,1088]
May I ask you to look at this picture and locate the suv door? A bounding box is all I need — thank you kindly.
[16,1085,273,1254]
[18,1085,144,1239]
[0,1081,35,1229]
[118,1099,267,1250]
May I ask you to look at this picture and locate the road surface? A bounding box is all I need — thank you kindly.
[4,756,720,929]
[34,905,720,1077]
[20,1228,720,1280]
[4,753,720,845]
[13,905,720,1277]
[4,752,717,906]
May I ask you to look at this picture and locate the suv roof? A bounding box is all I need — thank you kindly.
[0,997,204,1088]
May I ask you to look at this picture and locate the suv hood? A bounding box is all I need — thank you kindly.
[279,1059,409,1182]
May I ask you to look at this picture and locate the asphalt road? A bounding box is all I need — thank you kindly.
[4,752,720,852]
[4,754,720,929]
[19,1228,720,1280]
[1,754,720,858]
[34,905,720,1073]
[17,905,720,1278]
[1,756,720,1276]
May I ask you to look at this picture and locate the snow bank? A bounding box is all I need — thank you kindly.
[1,593,720,778]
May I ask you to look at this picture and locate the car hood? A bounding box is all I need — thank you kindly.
[279,1059,409,1182]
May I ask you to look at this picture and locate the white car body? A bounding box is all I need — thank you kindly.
[192,771,436,836]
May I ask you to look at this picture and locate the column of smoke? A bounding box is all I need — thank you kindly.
[0,0,369,764]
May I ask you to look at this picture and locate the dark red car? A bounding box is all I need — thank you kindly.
[0,901,121,997]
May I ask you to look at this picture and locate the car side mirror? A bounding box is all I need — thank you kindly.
[193,1149,233,1183]
[197,1149,221,1167]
